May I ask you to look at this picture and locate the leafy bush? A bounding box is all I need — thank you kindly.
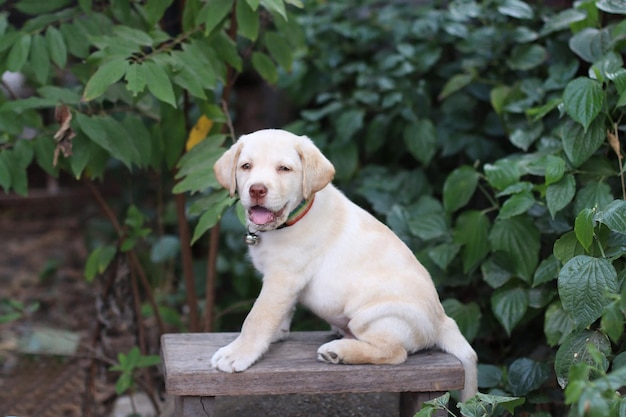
[2,0,626,415]
[275,0,626,415]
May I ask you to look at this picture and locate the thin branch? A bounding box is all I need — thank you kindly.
[175,192,200,331]
[84,178,166,335]
[203,2,239,332]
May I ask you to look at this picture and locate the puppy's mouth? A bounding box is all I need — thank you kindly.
[248,205,286,226]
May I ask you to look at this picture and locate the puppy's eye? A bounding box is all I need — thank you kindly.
[241,163,251,170]
[278,166,291,172]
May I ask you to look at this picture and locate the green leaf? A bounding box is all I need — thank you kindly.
[491,287,529,336]
[484,160,520,190]
[553,231,586,264]
[461,393,525,415]
[115,372,133,395]
[574,181,613,214]
[199,0,233,35]
[246,0,260,10]
[75,113,137,168]
[490,85,511,116]
[558,255,619,329]
[14,0,71,14]
[30,34,50,84]
[7,34,32,72]
[540,9,587,35]
[60,23,90,58]
[84,245,117,282]
[544,302,576,346]
[404,119,437,166]
[596,0,626,14]
[555,330,611,388]
[211,31,242,72]
[161,104,187,169]
[0,32,20,54]
[251,51,278,84]
[33,136,58,177]
[174,135,228,194]
[507,358,550,396]
[150,235,180,263]
[191,192,236,244]
[438,73,473,100]
[144,0,175,26]
[498,190,535,219]
[507,44,546,71]
[546,173,576,219]
[428,243,461,271]
[113,25,154,46]
[0,154,11,192]
[442,166,478,212]
[261,0,287,20]
[509,121,542,151]
[594,199,626,234]
[124,62,147,96]
[120,113,152,167]
[237,0,259,40]
[264,31,293,71]
[489,216,539,282]
[533,255,560,287]
[498,0,534,19]
[335,109,364,143]
[442,299,481,342]
[45,26,67,68]
[478,364,503,389]
[143,60,177,107]
[454,210,490,273]
[544,155,566,186]
[407,211,448,240]
[569,28,611,63]
[83,59,130,101]
[601,300,624,343]
[481,257,513,289]
[563,78,604,131]
[574,208,595,251]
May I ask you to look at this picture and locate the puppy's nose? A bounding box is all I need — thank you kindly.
[249,184,268,200]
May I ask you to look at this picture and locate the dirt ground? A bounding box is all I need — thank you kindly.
[0,189,101,416]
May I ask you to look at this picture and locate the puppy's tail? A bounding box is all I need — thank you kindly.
[436,316,478,402]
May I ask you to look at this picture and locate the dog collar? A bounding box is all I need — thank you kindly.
[280,195,315,228]
[244,196,315,245]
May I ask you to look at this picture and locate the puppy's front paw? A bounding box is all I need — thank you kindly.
[317,341,343,364]
[210,340,260,373]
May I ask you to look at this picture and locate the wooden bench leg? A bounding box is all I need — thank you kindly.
[175,396,216,417]
[399,391,448,417]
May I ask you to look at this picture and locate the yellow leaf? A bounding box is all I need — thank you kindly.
[186,115,213,151]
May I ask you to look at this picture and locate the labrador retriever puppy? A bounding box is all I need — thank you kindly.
[210,129,478,400]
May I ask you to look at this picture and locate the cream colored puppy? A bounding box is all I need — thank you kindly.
[211,129,478,400]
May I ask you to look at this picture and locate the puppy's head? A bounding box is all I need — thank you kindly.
[213,129,335,230]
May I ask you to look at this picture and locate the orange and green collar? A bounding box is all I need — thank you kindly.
[280,195,315,228]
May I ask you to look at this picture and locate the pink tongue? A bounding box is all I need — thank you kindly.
[250,207,274,225]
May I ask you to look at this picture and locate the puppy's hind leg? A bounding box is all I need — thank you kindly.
[317,336,407,365]
[317,317,409,365]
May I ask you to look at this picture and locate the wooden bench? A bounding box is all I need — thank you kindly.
[161,331,464,417]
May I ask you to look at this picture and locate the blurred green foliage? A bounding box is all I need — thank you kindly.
[1,0,625,414]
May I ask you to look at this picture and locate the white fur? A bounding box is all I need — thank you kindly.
[210,129,478,400]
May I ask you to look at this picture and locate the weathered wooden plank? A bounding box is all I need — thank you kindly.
[162,332,464,397]
[175,396,216,417]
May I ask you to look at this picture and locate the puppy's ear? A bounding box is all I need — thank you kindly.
[297,138,335,200]
[213,142,243,197]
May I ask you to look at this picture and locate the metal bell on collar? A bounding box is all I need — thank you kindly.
[244,231,260,246]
